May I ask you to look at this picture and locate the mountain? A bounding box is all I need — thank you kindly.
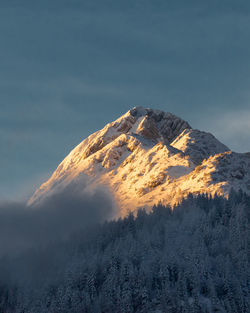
[29,107,250,215]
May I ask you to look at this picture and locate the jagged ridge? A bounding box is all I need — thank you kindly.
[29,107,250,215]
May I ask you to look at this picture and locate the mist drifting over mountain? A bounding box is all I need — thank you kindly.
[0,192,249,312]
[0,108,249,312]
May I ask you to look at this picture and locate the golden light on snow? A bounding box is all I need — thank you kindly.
[29,107,250,216]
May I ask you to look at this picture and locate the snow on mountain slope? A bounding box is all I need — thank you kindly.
[28,107,250,215]
[171,129,229,164]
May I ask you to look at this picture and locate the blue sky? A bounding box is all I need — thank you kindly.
[1,0,250,200]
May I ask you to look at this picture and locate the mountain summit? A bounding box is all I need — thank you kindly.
[29,107,250,215]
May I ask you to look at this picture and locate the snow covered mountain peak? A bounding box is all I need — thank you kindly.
[29,107,250,215]
[125,106,192,142]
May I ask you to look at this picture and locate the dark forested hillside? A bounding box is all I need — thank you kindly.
[0,191,250,313]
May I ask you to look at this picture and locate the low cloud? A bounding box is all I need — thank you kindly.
[0,177,116,257]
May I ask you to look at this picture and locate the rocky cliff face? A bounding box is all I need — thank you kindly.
[29,107,250,216]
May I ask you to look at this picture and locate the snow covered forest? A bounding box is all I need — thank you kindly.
[0,191,249,313]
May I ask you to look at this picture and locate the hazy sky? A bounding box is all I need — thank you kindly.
[1,0,250,200]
